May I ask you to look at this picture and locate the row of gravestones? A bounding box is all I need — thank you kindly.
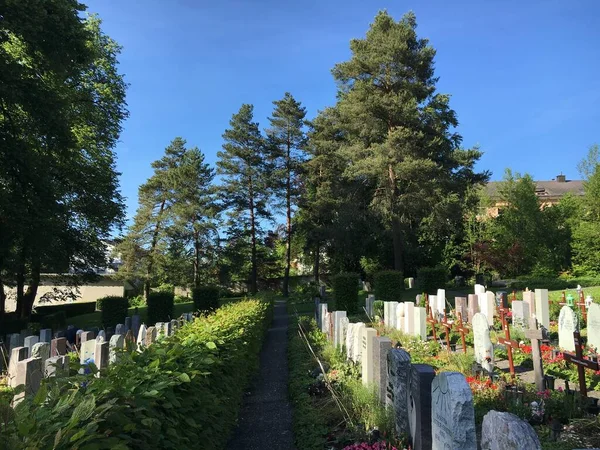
[316,303,542,449]
[3,312,194,405]
[558,303,600,352]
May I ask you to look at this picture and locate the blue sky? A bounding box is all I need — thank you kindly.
[85,0,600,222]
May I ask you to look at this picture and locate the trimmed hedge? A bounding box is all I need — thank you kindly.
[374,270,404,302]
[332,272,359,314]
[192,286,220,312]
[509,277,600,291]
[1,298,273,449]
[147,291,174,324]
[32,301,96,318]
[417,266,447,294]
[97,296,129,327]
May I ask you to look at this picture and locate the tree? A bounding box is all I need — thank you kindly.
[330,11,487,273]
[266,93,307,296]
[0,6,127,318]
[217,105,271,294]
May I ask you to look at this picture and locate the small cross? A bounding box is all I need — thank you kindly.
[455,312,470,354]
[440,312,453,352]
[562,331,599,398]
[497,306,520,379]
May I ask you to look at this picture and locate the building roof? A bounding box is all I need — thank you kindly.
[486,179,585,200]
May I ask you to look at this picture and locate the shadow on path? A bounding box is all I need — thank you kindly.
[228,300,296,450]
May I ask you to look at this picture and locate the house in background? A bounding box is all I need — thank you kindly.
[485,174,584,217]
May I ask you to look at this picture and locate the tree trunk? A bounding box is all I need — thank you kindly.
[391,218,404,273]
[145,199,166,300]
[0,279,6,320]
[15,263,25,317]
[21,260,40,319]
[248,176,258,294]
[193,230,201,289]
[313,243,320,283]
[283,143,292,297]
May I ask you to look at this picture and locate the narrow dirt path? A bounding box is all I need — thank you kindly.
[228,300,296,450]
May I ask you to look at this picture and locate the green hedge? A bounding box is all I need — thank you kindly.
[147,291,174,324]
[1,299,273,449]
[32,301,96,318]
[374,270,404,302]
[192,286,220,312]
[332,272,359,314]
[417,266,447,294]
[509,277,600,291]
[97,296,129,328]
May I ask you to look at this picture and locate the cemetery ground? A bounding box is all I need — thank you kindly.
[286,284,600,450]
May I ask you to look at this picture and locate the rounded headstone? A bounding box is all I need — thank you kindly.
[481,411,541,450]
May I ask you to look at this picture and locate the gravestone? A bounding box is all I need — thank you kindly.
[170,319,178,335]
[338,317,349,351]
[45,355,69,377]
[333,311,347,348]
[124,317,132,334]
[137,324,147,351]
[407,277,415,289]
[80,331,94,343]
[8,333,21,352]
[75,329,84,347]
[481,411,541,450]
[431,372,476,450]
[115,324,125,336]
[472,313,494,375]
[404,302,415,335]
[387,349,411,435]
[534,289,550,329]
[414,307,427,341]
[408,364,436,450]
[352,323,366,363]
[467,294,478,323]
[24,336,39,357]
[455,297,467,320]
[39,329,52,343]
[511,301,529,329]
[319,304,328,332]
[20,329,32,344]
[325,312,334,341]
[588,303,600,352]
[96,330,106,342]
[523,290,536,318]
[51,337,67,356]
[526,317,546,392]
[132,314,141,337]
[429,295,437,318]
[155,322,164,337]
[479,291,495,326]
[361,327,377,385]
[109,334,125,363]
[8,347,28,387]
[384,302,390,327]
[366,294,375,318]
[65,327,77,345]
[31,342,50,369]
[474,284,485,296]
[145,326,157,346]
[373,336,392,404]
[436,289,446,315]
[389,302,399,329]
[396,303,405,331]
[13,357,43,404]
[346,323,356,360]
[95,341,109,370]
[80,340,96,369]
[496,291,508,309]
[558,306,578,351]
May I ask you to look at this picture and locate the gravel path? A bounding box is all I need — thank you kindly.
[228,300,296,450]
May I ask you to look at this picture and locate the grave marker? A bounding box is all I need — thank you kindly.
[534,289,550,329]
[115,323,125,336]
[366,294,375,318]
[467,294,478,323]
[39,329,52,343]
[414,307,427,341]
[587,303,600,352]
[373,336,392,405]
[132,314,141,337]
[45,355,69,378]
[361,328,377,385]
[352,323,366,363]
[562,331,599,398]
[431,372,476,450]
[389,302,399,329]
[346,323,356,360]
[456,313,470,354]
[338,317,349,351]
[511,301,529,329]
[436,289,446,316]
[137,324,147,351]
[31,342,50,369]
[472,313,494,375]
[525,317,546,392]
[96,330,106,342]
[145,326,157,346]
[24,336,39,357]
[109,334,125,364]
[481,411,541,450]
[408,364,436,450]
[333,311,347,348]
[523,289,535,317]
[558,306,578,351]
[95,341,109,371]
[8,333,21,352]
[455,297,467,320]
[7,347,28,387]
[80,340,96,365]
[396,302,405,331]
[13,357,43,404]
[50,337,67,357]
[387,349,411,435]
[404,302,415,335]
[80,331,94,343]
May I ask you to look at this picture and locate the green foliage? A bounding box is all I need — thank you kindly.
[33,302,96,318]
[417,266,447,294]
[97,296,128,328]
[128,295,146,308]
[332,273,359,314]
[373,300,384,318]
[1,299,272,449]
[147,291,174,324]
[374,270,404,302]
[509,276,600,291]
[192,286,220,313]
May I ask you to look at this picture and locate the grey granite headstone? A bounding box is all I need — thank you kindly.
[431,372,476,450]
[145,326,157,346]
[387,348,411,435]
[96,330,107,342]
[115,324,125,336]
[409,364,436,450]
[8,333,21,352]
[481,411,541,450]
[24,335,39,357]
[109,334,125,363]
[373,336,392,405]
[13,357,43,404]
[80,331,95,343]
[45,355,69,377]
[8,347,28,387]
[39,329,52,343]
[124,317,131,334]
[132,315,141,337]
[31,342,50,368]
[95,341,109,370]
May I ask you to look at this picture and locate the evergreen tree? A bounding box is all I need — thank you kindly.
[217,105,271,294]
[267,93,307,296]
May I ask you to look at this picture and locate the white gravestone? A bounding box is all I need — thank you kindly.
[352,323,366,363]
[436,289,446,316]
[587,303,600,352]
[361,327,377,385]
[333,311,347,348]
[384,302,390,327]
[396,303,405,331]
[319,304,328,332]
[414,307,427,341]
[346,323,356,360]
[389,302,399,329]
[474,284,485,296]
[338,317,349,351]
[404,302,415,335]
[429,295,438,319]
[431,372,476,450]
[558,306,578,352]
[472,313,494,375]
[511,301,529,329]
[534,289,550,329]
[523,290,536,318]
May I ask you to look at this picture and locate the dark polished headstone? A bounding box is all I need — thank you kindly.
[409,364,436,450]
[386,348,411,436]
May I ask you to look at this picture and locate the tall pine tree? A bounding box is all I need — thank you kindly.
[267,93,307,297]
[217,105,271,294]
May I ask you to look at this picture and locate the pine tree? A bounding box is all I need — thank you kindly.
[267,93,307,296]
[217,105,271,294]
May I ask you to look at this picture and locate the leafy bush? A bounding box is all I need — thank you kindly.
[192,286,220,312]
[373,300,384,318]
[174,295,191,304]
[39,311,67,331]
[1,299,272,449]
[417,266,447,294]
[147,291,174,324]
[97,296,128,328]
[128,295,145,308]
[374,270,403,302]
[332,272,359,314]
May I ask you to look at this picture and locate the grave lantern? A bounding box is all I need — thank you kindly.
[566,293,575,307]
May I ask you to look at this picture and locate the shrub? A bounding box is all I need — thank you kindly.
[373,300,384,318]
[128,295,145,308]
[374,270,404,302]
[332,272,359,314]
[174,295,190,304]
[417,266,447,294]
[192,286,220,312]
[147,291,174,324]
[1,299,272,449]
[97,296,129,327]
